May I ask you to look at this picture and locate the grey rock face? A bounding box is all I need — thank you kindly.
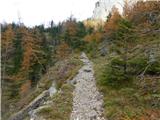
[29,82,57,120]
[29,105,50,120]
[70,53,106,120]
[9,91,49,120]
[49,82,57,97]
[9,81,57,120]
[92,0,123,21]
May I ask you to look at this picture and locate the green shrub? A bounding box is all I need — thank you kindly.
[147,60,160,75]
[100,56,132,88]
[128,56,160,75]
[128,56,148,75]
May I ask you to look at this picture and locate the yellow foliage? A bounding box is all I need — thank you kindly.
[84,32,103,43]
[83,19,104,30]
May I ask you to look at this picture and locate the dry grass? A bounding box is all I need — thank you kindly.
[37,84,74,120]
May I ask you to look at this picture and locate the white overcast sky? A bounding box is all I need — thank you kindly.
[0,0,99,26]
[0,0,125,27]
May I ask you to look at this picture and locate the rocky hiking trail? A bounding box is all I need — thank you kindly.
[9,53,105,120]
[70,53,105,120]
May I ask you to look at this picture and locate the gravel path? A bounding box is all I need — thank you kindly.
[70,53,105,120]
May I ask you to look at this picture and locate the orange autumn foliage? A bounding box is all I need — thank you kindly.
[22,35,34,71]
[12,28,41,81]
[104,6,121,35]
[1,25,15,49]
[65,20,78,37]
[21,28,40,72]
[56,42,70,59]
[127,0,160,24]
[20,80,31,97]
[1,24,15,54]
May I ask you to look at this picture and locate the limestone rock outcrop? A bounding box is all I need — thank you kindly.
[92,0,123,21]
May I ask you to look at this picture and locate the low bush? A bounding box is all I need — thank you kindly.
[100,56,132,88]
[147,60,160,75]
[128,56,148,75]
[128,56,160,75]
